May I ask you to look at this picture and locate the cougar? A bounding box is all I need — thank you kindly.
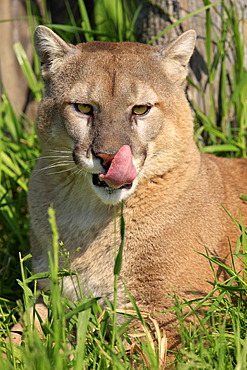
[28,26,247,347]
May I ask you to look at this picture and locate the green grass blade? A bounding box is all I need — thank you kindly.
[78,0,94,41]
[13,42,42,102]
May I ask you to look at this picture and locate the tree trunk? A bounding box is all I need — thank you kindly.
[136,0,247,118]
[0,0,33,115]
[0,0,91,119]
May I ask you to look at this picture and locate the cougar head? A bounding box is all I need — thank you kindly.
[34,26,196,205]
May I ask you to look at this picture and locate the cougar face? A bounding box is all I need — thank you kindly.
[58,61,159,205]
[35,29,191,205]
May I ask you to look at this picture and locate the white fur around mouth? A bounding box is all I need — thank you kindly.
[92,174,133,190]
[89,173,136,205]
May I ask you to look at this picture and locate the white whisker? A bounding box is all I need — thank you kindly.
[65,168,82,179]
[39,155,72,160]
[28,153,72,163]
[46,166,78,175]
[34,161,75,175]
[43,161,73,167]
[46,149,72,154]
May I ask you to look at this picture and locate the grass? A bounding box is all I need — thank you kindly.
[0,0,247,368]
[193,0,247,158]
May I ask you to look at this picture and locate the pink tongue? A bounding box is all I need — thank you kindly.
[99,145,136,189]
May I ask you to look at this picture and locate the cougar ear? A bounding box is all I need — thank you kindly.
[34,25,78,79]
[159,30,196,83]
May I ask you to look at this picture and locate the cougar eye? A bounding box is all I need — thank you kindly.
[132,105,150,116]
[75,103,93,115]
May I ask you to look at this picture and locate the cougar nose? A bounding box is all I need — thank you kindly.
[95,152,115,168]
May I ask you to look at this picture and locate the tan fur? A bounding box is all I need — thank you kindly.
[29,26,247,347]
